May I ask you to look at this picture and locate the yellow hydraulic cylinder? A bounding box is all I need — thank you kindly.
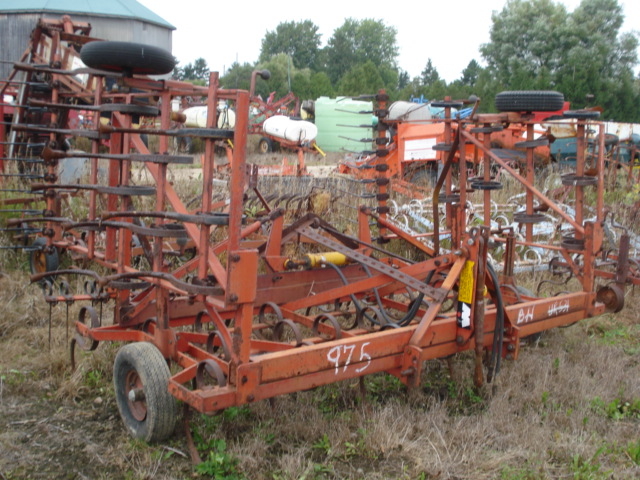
[304,252,349,268]
[284,252,349,269]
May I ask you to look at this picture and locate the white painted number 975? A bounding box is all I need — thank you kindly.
[327,342,371,375]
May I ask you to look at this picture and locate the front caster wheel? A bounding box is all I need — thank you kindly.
[113,342,177,442]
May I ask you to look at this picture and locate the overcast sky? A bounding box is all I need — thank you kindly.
[138,0,638,83]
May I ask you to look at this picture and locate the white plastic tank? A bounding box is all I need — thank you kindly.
[263,115,318,143]
[182,103,236,129]
[387,101,432,121]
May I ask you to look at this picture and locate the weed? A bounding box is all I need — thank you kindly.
[194,438,246,480]
[586,317,639,354]
[541,390,550,406]
[3,369,27,386]
[151,448,175,462]
[342,428,376,460]
[552,357,560,373]
[311,463,333,476]
[590,396,640,420]
[499,465,542,480]
[313,383,360,415]
[626,440,640,465]
[312,433,331,456]
[364,373,405,402]
[464,386,484,404]
[221,405,253,421]
[569,446,612,480]
[83,368,104,389]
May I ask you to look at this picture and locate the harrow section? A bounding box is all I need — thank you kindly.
[1,18,638,443]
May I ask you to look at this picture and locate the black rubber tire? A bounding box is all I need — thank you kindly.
[29,237,59,278]
[562,109,600,120]
[80,41,176,75]
[113,342,177,442]
[495,91,564,112]
[258,137,274,154]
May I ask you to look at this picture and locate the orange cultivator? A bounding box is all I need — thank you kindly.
[1,18,638,443]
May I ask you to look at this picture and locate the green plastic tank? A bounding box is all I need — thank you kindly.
[314,97,375,153]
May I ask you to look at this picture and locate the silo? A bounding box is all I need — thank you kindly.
[0,0,175,79]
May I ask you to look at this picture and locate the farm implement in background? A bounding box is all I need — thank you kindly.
[0,17,638,449]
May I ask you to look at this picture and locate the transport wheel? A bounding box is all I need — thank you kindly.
[258,137,274,154]
[113,342,177,442]
[80,41,176,75]
[495,91,564,112]
[29,237,59,279]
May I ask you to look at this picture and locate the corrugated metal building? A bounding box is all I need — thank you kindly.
[0,0,175,79]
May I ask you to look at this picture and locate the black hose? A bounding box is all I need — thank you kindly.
[322,262,382,326]
[486,262,504,382]
[323,261,435,328]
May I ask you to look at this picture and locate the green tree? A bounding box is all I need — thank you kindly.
[397,69,410,90]
[421,59,441,86]
[259,20,322,70]
[220,62,256,91]
[338,61,386,96]
[480,0,569,89]
[459,60,482,87]
[308,72,335,99]
[255,54,295,99]
[324,18,399,85]
[481,0,639,120]
[174,57,210,84]
[554,0,639,119]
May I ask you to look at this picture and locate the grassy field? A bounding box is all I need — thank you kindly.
[0,155,639,480]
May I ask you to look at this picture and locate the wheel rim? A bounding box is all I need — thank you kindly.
[259,140,269,153]
[125,369,147,421]
[32,251,47,273]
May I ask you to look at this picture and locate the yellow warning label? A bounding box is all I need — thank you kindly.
[458,261,475,304]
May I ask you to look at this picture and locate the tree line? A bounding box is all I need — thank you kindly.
[173,0,639,122]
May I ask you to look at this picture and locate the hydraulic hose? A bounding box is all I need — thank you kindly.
[486,262,504,382]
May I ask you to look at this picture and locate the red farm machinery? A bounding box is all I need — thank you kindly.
[1,17,638,444]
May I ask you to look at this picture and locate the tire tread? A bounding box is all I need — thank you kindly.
[495,90,564,112]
